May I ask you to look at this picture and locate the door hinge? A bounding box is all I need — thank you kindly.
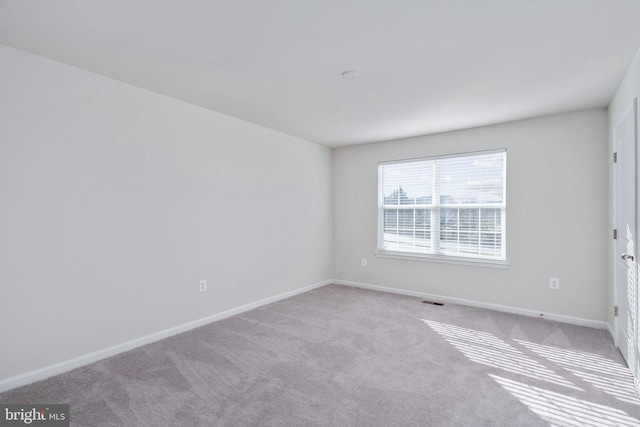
[614,229,618,240]
[614,306,619,317]
[614,152,618,163]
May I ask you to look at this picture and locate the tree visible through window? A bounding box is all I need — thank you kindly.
[378,150,506,262]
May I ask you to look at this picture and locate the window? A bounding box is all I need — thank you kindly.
[378,149,506,263]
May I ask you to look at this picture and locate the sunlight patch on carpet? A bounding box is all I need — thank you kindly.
[422,319,579,389]
[490,375,640,427]
[515,339,640,406]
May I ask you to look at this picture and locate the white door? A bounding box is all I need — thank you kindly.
[614,99,638,380]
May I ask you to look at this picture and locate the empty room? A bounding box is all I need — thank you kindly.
[2,1,640,426]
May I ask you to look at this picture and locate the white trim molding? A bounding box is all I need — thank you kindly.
[375,251,509,269]
[0,280,332,393]
[333,279,608,330]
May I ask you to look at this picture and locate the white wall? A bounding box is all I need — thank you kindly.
[333,110,609,322]
[608,47,640,328]
[0,45,332,382]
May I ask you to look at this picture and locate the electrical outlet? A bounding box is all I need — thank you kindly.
[361,258,367,267]
[199,279,207,292]
[549,277,560,289]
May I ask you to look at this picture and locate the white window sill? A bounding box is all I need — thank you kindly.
[375,251,509,269]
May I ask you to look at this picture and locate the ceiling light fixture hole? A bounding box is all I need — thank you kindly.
[341,70,359,79]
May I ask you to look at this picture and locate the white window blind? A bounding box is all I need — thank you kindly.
[378,150,506,262]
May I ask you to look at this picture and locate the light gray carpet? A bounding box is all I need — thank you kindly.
[2,284,640,426]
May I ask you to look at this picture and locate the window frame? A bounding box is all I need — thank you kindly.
[376,149,508,268]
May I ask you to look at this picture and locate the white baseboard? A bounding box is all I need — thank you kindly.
[0,279,332,393]
[1,278,608,393]
[333,279,608,330]
[606,323,615,341]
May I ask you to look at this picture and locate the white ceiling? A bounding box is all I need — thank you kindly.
[1,1,640,147]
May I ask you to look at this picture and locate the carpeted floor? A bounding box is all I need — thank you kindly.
[2,284,640,426]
